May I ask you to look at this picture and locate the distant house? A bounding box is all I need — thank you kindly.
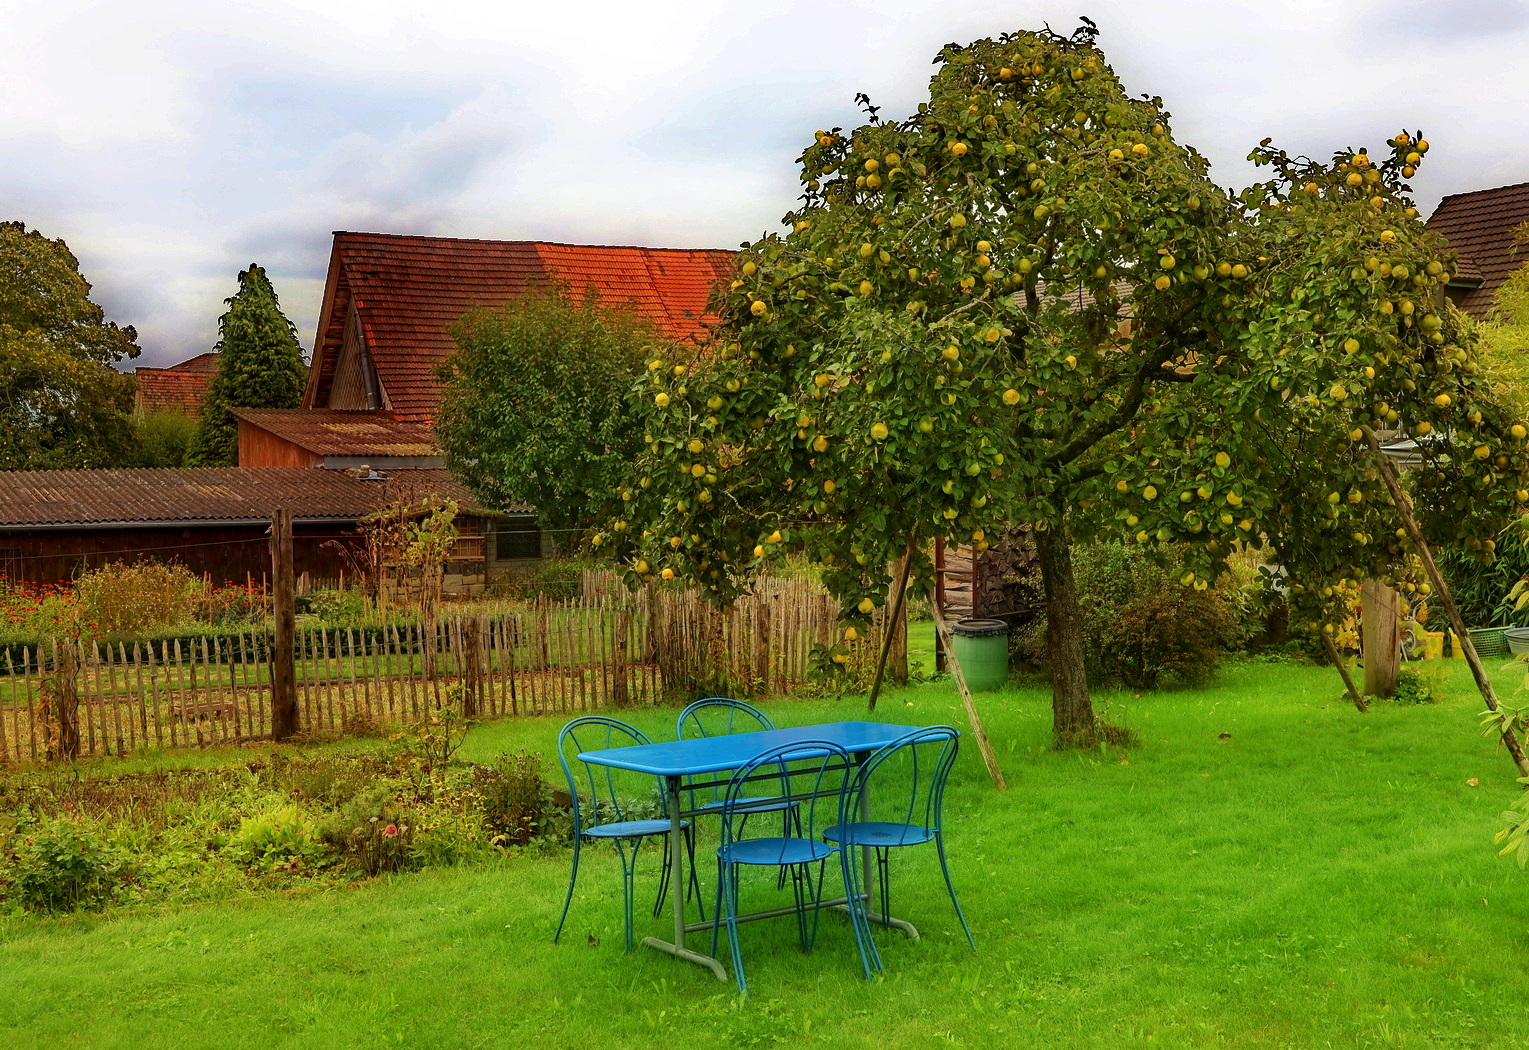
[133,352,219,417]
[0,468,538,591]
[302,232,737,422]
[1426,181,1529,319]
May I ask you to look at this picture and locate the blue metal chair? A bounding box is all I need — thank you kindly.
[553,716,700,952]
[823,725,974,970]
[678,697,799,891]
[710,740,875,997]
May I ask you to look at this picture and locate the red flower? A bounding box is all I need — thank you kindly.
[383,824,399,838]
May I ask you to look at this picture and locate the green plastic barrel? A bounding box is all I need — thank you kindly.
[951,618,1010,691]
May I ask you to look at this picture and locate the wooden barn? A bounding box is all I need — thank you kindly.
[234,408,444,469]
[0,468,537,592]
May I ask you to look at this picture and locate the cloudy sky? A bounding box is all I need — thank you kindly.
[4,0,1528,367]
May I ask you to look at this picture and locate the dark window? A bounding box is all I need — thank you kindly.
[0,548,20,582]
[494,519,541,560]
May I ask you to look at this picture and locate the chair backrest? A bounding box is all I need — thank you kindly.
[717,740,853,862]
[675,698,776,809]
[676,697,775,741]
[851,726,961,844]
[556,716,659,834]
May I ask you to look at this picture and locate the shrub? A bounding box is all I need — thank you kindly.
[6,813,119,912]
[228,801,326,872]
[1020,541,1251,690]
[303,588,367,624]
[316,786,417,876]
[197,583,267,626]
[524,559,589,601]
[1431,533,1529,630]
[75,562,199,638]
[476,751,547,847]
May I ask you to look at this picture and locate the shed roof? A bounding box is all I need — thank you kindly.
[304,232,737,422]
[1426,180,1529,318]
[0,468,524,529]
[233,409,441,457]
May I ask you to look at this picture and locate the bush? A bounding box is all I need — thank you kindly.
[76,562,199,638]
[476,751,547,847]
[1021,542,1251,690]
[5,814,119,912]
[197,583,267,626]
[229,801,325,872]
[1431,534,1529,630]
[302,588,368,624]
[524,559,589,601]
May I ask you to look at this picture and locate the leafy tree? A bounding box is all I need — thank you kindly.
[600,23,1529,746]
[129,411,197,468]
[187,264,306,466]
[437,280,665,538]
[0,221,139,468]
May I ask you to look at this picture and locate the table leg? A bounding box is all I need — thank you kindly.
[641,774,727,981]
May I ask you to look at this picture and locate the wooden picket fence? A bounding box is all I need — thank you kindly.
[0,578,901,763]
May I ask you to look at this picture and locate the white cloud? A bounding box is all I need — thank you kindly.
[4,0,1529,365]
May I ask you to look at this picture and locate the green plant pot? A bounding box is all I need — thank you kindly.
[1469,626,1511,660]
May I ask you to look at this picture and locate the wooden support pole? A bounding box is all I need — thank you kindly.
[1363,427,1529,780]
[928,588,1007,791]
[270,508,299,740]
[1320,632,1368,712]
[867,532,917,712]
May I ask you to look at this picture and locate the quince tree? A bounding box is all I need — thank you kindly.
[600,21,1529,748]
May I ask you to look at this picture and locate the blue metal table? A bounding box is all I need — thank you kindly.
[579,720,939,981]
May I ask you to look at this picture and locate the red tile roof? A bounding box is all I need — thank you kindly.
[0,468,518,528]
[1426,181,1529,319]
[166,352,220,373]
[133,367,215,417]
[304,233,738,422]
[232,409,441,457]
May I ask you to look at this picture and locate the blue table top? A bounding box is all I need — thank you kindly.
[578,720,945,777]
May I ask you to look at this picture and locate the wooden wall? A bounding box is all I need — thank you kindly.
[0,524,364,587]
[237,422,323,468]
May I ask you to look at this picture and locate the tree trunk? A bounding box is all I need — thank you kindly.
[1360,579,1400,698]
[1033,524,1098,747]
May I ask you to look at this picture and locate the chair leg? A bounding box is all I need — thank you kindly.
[684,824,705,921]
[836,845,878,977]
[935,833,975,949]
[619,839,638,953]
[874,846,892,928]
[651,833,673,919]
[553,835,582,944]
[724,862,748,996]
[710,856,726,960]
[789,863,810,951]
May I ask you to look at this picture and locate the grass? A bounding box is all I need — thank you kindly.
[3,654,1529,1048]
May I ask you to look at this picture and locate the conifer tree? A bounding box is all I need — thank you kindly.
[187,264,306,466]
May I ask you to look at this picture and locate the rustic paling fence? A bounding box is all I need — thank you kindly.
[0,577,901,763]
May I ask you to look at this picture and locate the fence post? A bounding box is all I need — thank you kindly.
[461,617,482,718]
[270,508,299,740]
[54,639,80,761]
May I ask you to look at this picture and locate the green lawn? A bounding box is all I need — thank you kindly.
[4,655,1529,1048]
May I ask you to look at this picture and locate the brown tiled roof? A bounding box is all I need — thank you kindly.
[232,409,441,457]
[134,369,213,417]
[0,468,524,528]
[166,352,220,372]
[1426,181,1529,319]
[304,232,738,423]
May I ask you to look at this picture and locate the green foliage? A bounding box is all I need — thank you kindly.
[129,410,197,468]
[301,588,368,624]
[5,813,118,912]
[524,558,591,601]
[437,280,664,534]
[603,24,1528,738]
[228,801,323,872]
[1430,527,1529,629]
[1391,665,1436,704]
[187,264,306,467]
[0,220,139,468]
[75,561,200,638]
[1022,542,1250,689]
[475,751,546,847]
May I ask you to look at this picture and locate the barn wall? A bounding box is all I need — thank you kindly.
[238,422,324,468]
[0,524,365,587]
